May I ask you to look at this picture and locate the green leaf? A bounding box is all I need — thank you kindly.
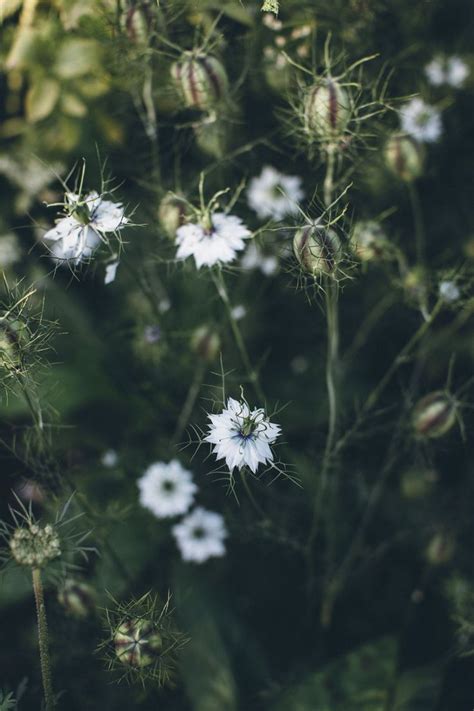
[54,38,102,79]
[25,77,60,123]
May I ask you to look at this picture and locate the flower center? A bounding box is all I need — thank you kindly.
[73,203,92,225]
[161,479,175,493]
[238,416,257,440]
[192,526,206,539]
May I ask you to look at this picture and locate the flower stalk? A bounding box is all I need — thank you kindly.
[32,567,56,710]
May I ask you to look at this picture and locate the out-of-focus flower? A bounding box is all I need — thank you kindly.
[175,213,251,268]
[104,260,119,285]
[138,460,197,519]
[247,166,304,221]
[399,98,442,143]
[172,507,227,563]
[241,242,279,275]
[439,280,460,303]
[44,192,128,266]
[231,304,246,321]
[0,233,21,268]
[102,449,119,468]
[425,56,469,88]
[205,397,280,473]
[144,325,161,344]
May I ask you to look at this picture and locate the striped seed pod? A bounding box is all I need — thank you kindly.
[120,1,153,45]
[304,78,350,142]
[114,618,163,668]
[293,224,341,276]
[412,391,457,439]
[384,133,424,182]
[58,579,96,619]
[171,53,228,111]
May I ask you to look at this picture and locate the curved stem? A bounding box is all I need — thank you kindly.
[407,181,425,265]
[32,568,56,710]
[173,362,205,444]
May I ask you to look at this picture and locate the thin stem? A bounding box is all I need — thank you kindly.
[240,469,266,519]
[407,181,425,265]
[211,269,265,403]
[323,145,336,209]
[173,362,205,444]
[32,568,56,711]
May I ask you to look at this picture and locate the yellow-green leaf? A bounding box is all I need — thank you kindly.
[25,77,60,122]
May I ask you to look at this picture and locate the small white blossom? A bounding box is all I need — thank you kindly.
[104,260,119,285]
[439,280,460,303]
[138,460,197,519]
[101,449,119,468]
[247,166,304,221]
[241,242,279,276]
[400,98,442,143]
[231,304,246,321]
[205,397,281,473]
[44,191,128,266]
[172,507,227,563]
[425,56,469,88]
[0,232,21,268]
[176,213,251,269]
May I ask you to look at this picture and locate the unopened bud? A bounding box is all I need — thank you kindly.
[58,579,96,618]
[171,53,228,111]
[114,618,162,668]
[412,391,457,439]
[426,532,455,565]
[191,325,221,362]
[293,224,342,276]
[384,133,424,182]
[194,117,230,158]
[304,78,350,143]
[352,220,390,262]
[400,468,437,499]
[158,193,188,239]
[10,523,61,568]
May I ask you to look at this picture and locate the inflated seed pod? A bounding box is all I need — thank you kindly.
[293,224,341,276]
[58,579,96,619]
[384,133,424,182]
[304,78,351,142]
[114,618,163,668]
[158,193,188,239]
[412,391,457,439]
[170,53,228,110]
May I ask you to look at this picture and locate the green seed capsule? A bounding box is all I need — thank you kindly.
[293,225,341,276]
[158,193,188,239]
[412,391,457,439]
[191,325,221,362]
[114,618,163,668]
[58,579,96,619]
[171,53,228,111]
[304,78,350,142]
[384,133,424,182]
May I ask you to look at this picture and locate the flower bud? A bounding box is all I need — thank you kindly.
[400,468,437,499]
[194,117,230,158]
[171,53,228,111]
[384,133,424,182]
[293,224,341,276]
[426,532,455,566]
[158,193,188,239]
[114,618,162,668]
[10,523,61,568]
[304,78,350,143]
[58,579,96,618]
[352,220,390,262]
[191,325,221,362]
[412,391,457,439]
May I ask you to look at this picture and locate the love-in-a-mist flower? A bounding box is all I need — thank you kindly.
[247,166,304,221]
[172,507,227,563]
[425,56,469,88]
[205,397,281,473]
[175,212,251,268]
[44,191,128,266]
[439,280,460,303]
[138,460,197,519]
[399,98,442,143]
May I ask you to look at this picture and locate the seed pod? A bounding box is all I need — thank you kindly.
[191,325,221,362]
[120,1,153,45]
[170,53,228,111]
[194,117,230,158]
[58,579,96,618]
[412,391,457,439]
[352,220,389,262]
[158,193,188,239]
[400,468,437,499]
[293,225,341,276]
[304,78,350,142]
[114,618,163,668]
[384,133,424,182]
[426,532,455,566]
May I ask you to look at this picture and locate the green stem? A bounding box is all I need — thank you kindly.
[407,181,425,265]
[173,362,205,444]
[32,568,56,711]
[211,269,265,403]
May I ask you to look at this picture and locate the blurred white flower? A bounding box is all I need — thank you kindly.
[176,213,251,268]
[205,397,281,473]
[101,449,119,468]
[400,98,442,143]
[104,260,119,285]
[138,460,197,519]
[241,242,279,276]
[247,166,304,221]
[425,56,469,88]
[0,232,21,268]
[172,507,227,563]
[439,280,460,302]
[231,304,246,321]
[44,191,128,266]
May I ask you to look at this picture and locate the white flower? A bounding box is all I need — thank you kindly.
[0,232,21,268]
[241,242,279,276]
[400,98,442,143]
[205,397,281,473]
[172,507,227,563]
[104,260,119,285]
[44,191,128,266]
[231,304,246,321]
[247,166,304,221]
[175,213,251,269]
[138,460,197,519]
[439,280,460,303]
[101,449,119,468]
[425,56,469,88]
